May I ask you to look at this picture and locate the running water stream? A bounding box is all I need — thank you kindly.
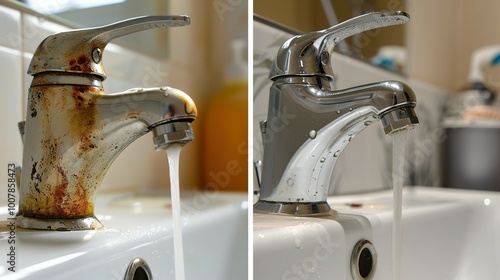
[391,129,408,280]
[166,145,185,280]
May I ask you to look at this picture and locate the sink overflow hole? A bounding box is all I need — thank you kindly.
[359,248,373,277]
[133,267,149,280]
[124,257,153,280]
[351,240,377,280]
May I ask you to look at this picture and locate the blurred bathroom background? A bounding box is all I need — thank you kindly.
[0,0,248,206]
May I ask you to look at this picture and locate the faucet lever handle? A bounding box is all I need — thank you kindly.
[28,15,190,80]
[270,11,409,80]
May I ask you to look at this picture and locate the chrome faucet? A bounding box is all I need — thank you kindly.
[18,16,197,230]
[254,12,418,215]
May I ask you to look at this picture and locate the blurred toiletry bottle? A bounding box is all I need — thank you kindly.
[201,39,248,192]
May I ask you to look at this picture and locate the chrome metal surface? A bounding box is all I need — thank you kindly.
[152,121,195,150]
[30,73,104,87]
[254,11,418,215]
[17,121,25,142]
[253,160,263,189]
[380,105,419,135]
[253,200,335,216]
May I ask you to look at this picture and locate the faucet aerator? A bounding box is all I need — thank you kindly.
[152,121,195,150]
[380,106,419,135]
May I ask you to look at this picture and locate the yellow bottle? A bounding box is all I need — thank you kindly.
[201,40,248,192]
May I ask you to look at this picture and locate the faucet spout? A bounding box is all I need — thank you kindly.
[254,79,417,215]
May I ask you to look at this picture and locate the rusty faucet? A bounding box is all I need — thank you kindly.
[18,16,197,230]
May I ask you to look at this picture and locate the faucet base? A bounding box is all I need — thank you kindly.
[16,215,103,231]
[253,200,336,216]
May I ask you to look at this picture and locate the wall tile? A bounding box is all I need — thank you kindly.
[0,6,20,49]
[0,6,22,206]
[21,13,69,54]
[0,46,23,206]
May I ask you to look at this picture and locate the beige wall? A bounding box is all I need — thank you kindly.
[168,1,248,189]
[168,1,224,189]
[407,0,500,92]
[254,0,328,32]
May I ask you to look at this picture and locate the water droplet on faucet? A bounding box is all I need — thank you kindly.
[333,150,340,157]
[287,178,294,186]
[320,157,326,163]
[309,130,317,139]
[364,120,373,126]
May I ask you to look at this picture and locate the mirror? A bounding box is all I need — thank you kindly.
[254,0,407,74]
[16,0,170,59]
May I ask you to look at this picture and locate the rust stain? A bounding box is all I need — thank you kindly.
[21,85,103,219]
[127,111,140,119]
[177,93,197,116]
[54,166,69,215]
[53,165,92,218]
[68,55,93,73]
[74,172,91,217]
[70,85,103,154]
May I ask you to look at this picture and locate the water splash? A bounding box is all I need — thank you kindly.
[392,130,408,280]
[166,145,185,280]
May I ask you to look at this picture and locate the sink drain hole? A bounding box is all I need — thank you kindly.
[125,257,153,280]
[351,240,377,280]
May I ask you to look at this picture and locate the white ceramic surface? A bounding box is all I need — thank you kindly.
[0,192,248,279]
[254,187,500,280]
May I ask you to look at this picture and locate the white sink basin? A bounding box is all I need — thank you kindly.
[0,191,248,279]
[254,187,500,280]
